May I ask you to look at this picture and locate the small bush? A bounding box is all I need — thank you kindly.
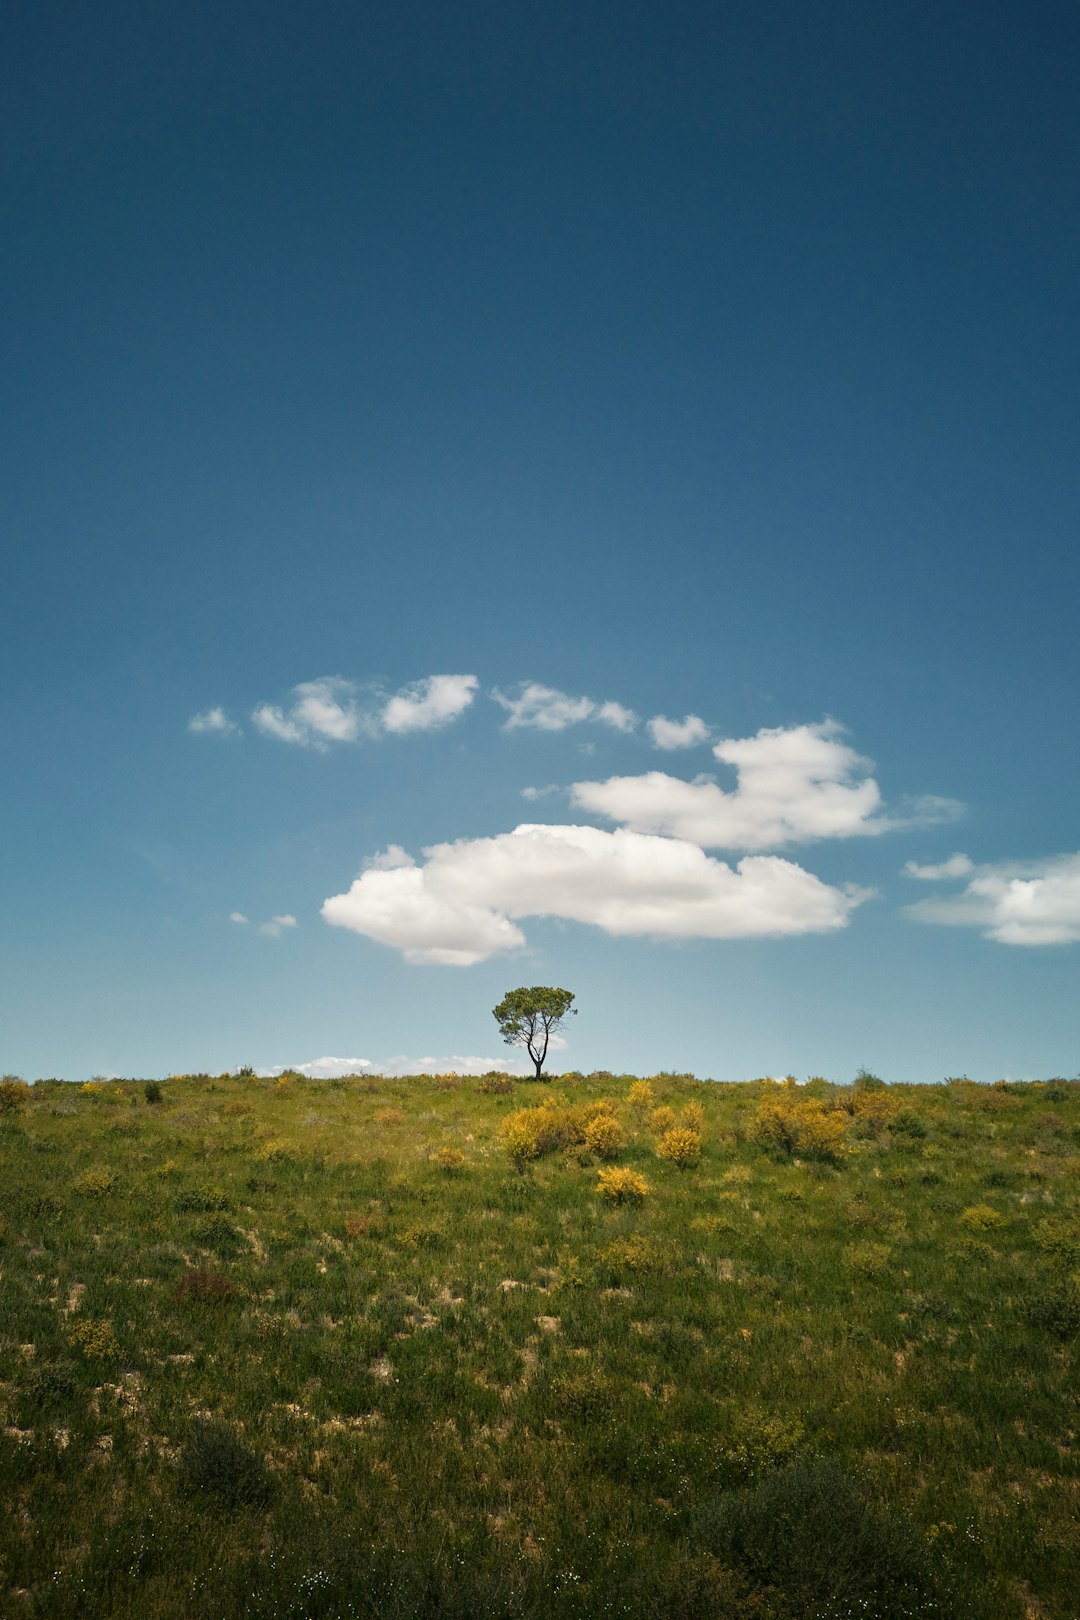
[843,1240,893,1279]
[175,1185,230,1213]
[682,1100,705,1133]
[376,1108,405,1127]
[751,1098,846,1161]
[143,1080,163,1105]
[432,1146,466,1173]
[477,1073,515,1095]
[960,1204,1004,1230]
[1022,1276,1080,1338]
[175,1267,234,1304]
[657,1126,702,1168]
[0,1076,31,1110]
[650,1105,677,1135]
[596,1167,649,1204]
[73,1167,117,1197]
[723,1405,806,1476]
[890,1107,927,1138]
[601,1233,666,1273]
[698,1455,931,1617]
[627,1080,656,1112]
[258,1139,295,1163]
[179,1418,270,1508]
[583,1113,624,1159]
[551,1365,619,1422]
[1033,1218,1080,1262]
[68,1317,120,1361]
[402,1222,442,1248]
[22,1362,77,1412]
[344,1212,378,1239]
[192,1214,241,1253]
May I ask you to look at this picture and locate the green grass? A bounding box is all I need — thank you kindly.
[1,1070,1078,1618]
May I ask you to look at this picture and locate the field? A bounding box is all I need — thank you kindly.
[1,1068,1078,1619]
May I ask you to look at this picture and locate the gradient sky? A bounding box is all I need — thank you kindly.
[3,1,1078,1082]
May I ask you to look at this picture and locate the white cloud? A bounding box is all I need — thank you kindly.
[322,822,868,965]
[492,682,637,733]
[189,707,240,736]
[596,700,638,732]
[252,676,362,748]
[571,720,960,850]
[229,911,249,925]
[904,853,975,881]
[257,1053,533,1078]
[906,853,1080,945]
[251,673,477,747]
[647,714,710,750]
[257,1056,375,1078]
[258,914,297,938]
[381,673,478,734]
[520,784,560,801]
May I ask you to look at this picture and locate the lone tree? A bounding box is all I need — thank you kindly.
[492,986,576,1080]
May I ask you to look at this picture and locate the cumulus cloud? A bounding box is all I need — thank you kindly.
[906,853,1080,945]
[259,914,297,938]
[647,714,710,750]
[492,682,638,733]
[520,784,560,801]
[321,822,868,965]
[252,677,362,748]
[258,1053,533,1078]
[189,706,240,736]
[251,673,478,747]
[231,911,297,937]
[904,853,975,881]
[381,673,478,733]
[571,720,960,850]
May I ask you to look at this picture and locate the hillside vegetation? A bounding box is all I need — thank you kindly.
[1,1069,1078,1619]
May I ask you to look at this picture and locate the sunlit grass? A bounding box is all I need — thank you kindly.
[0,1069,1077,1616]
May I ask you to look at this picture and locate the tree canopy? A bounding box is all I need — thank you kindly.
[492,986,576,1080]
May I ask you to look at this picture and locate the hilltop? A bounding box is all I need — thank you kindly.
[1,1069,1078,1618]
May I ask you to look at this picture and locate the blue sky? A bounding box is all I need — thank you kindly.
[3,1,1078,1082]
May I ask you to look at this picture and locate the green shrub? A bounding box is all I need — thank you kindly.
[960,1204,1004,1230]
[698,1455,932,1617]
[191,1214,241,1253]
[143,1080,163,1105]
[73,1167,117,1197]
[0,1075,31,1110]
[1022,1276,1080,1338]
[175,1185,230,1213]
[179,1418,270,1508]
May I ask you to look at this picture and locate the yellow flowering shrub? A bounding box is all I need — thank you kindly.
[657,1127,702,1168]
[433,1146,466,1172]
[751,1097,846,1161]
[650,1105,677,1135]
[583,1113,624,1159]
[627,1080,656,1112]
[596,1167,649,1203]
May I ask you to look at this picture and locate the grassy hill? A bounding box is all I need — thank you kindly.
[1,1068,1078,1619]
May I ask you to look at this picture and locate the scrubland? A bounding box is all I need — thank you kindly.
[0,1067,1078,1619]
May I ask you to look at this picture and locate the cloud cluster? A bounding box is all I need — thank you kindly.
[906,852,1080,945]
[492,682,637,733]
[322,822,868,965]
[230,912,298,938]
[381,674,478,734]
[646,714,710,750]
[572,721,962,849]
[257,1053,533,1078]
[194,673,479,749]
[188,707,239,736]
